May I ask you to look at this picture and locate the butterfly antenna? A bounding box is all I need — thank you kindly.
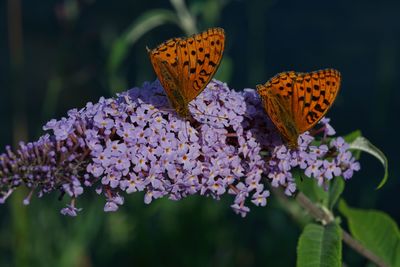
[188,103,228,121]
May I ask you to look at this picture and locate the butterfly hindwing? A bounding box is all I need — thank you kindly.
[266,89,299,144]
[148,37,185,112]
[151,56,186,113]
[257,72,300,145]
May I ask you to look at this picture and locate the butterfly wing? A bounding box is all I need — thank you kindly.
[148,37,189,115]
[148,28,225,117]
[257,71,300,145]
[257,69,341,147]
[178,27,225,102]
[293,69,341,132]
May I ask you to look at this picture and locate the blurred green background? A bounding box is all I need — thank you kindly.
[1,0,399,266]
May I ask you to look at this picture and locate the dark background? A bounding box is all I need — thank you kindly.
[0,0,399,266]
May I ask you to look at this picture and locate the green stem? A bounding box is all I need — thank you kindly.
[169,0,197,35]
[273,189,388,267]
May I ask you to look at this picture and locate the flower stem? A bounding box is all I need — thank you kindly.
[341,229,388,267]
[169,0,197,35]
[295,192,388,267]
[272,188,388,267]
[295,192,334,225]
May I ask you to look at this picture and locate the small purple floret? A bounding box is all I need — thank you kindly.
[0,80,360,217]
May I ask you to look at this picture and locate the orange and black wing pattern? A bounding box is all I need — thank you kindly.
[257,69,341,147]
[148,28,225,117]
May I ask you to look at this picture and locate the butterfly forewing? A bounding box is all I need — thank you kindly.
[294,69,341,132]
[257,69,341,147]
[148,28,225,117]
[180,28,225,102]
[148,37,181,77]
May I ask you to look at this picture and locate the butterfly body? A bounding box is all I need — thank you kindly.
[257,69,341,148]
[147,28,225,118]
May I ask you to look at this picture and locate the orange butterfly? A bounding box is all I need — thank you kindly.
[147,28,225,118]
[256,69,341,148]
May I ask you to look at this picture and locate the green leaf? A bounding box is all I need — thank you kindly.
[343,130,362,143]
[107,9,178,76]
[339,200,400,267]
[294,170,346,211]
[297,223,342,267]
[108,38,130,77]
[124,9,178,44]
[349,136,388,189]
[294,170,328,205]
[190,0,223,26]
[343,130,362,159]
[327,177,345,210]
[169,0,197,35]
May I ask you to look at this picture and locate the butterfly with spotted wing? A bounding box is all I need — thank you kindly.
[256,69,341,148]
[147,28,225,118]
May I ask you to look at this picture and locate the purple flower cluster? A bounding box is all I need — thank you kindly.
[266,127,361,195]
[0,80,360,217]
